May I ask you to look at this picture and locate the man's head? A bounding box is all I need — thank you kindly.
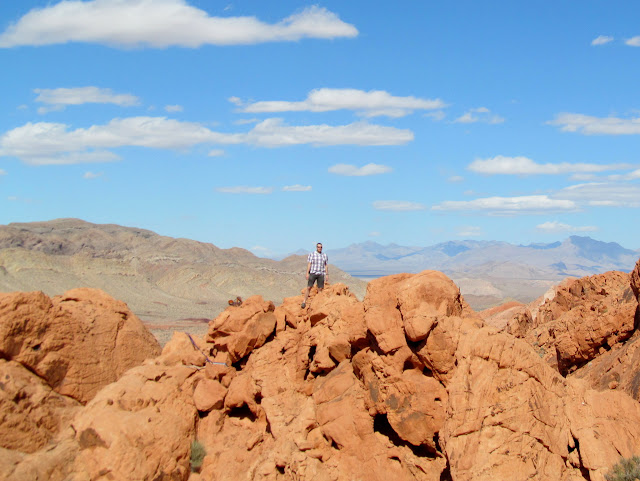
[316,243,323,252]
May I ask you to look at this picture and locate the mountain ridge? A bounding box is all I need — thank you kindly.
[311,236,639,276]
[0,219,366,343]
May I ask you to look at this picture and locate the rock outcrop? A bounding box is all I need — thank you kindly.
[0,288,161,404]
[571,259,640,399]
[3,269,640,481]
[481,272,638,375]
[0,359,80,453]
[193,272,640,481]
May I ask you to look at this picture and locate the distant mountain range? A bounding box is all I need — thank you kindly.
[320,237,639,278]
[3,219,638,324]
[282,237,639,309]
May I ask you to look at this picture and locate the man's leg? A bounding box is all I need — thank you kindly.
[302,274,316,308]
[302,286,311,307]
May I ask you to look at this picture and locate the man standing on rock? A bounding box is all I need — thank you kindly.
[301,242,328,308]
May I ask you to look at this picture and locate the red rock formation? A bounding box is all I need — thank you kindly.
[206,295,277,364]
[631,257,640,302]
[3,272,640,481]
[571,330,640,400]
[479,300,525,331]
[481,272,638,375]
[192,274,640,481]
[0,361,198,481]
[0,288,161,403]
[527,272,637,375]
[570,259,640,400]
[0,359,80,453]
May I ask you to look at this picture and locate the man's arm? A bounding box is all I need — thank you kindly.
[306,261,311,279]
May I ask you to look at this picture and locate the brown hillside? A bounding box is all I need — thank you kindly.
[0,219,366,343]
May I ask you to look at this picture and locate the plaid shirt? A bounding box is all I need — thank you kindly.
[307,251,328,275]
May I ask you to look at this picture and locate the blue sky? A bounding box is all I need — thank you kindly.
[1,0,640,257]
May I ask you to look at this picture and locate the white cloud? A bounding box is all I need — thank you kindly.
[0,117,411,165]
[0,169,6,175]
[432,195,577,215]
[216,186,273,194]
[454,112,476,124]
[245,118,413,147]
[591,35,613,46]
[626,37,640,47]
[457,226,482,237]
[614,169,640,180]
[282,184,311,192]
[0,2,357,48]
[569,173,598,181]
[536,221,598,233]
[448,175,464,182]
[368,231,381,237]
[207,149,225,157]
[235,88,446,118]
[34,87,140,113]
[548,113,640,135]
[453,107,504,124]
[234,118,260,125]
[554,182,640,207]
[83,171,104,179]
[468,155,630,175]
[372,200,426,211]
[425,111,446,121]
[328,163,392,176]
[576,168,640,182]
[165,104,183,112]
[0,117,242,165]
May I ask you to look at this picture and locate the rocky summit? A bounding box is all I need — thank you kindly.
[3,262,640,480]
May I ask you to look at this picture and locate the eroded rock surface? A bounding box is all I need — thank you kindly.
[481,272,638,375]
[192,273,640,481]
[3,270,640,481]
[0,359,80,453]
[0,288,161,403]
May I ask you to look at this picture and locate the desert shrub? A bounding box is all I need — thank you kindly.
[190,440,206,473]
[605,455,640,481]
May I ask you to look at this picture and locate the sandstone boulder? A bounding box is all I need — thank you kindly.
[0,361,199,481]
[631,257,640,302]
[0,288,161,403]
[0,359,80,453]
[484,272,638,375]
[571,330,640,400]
[69,362,198,480]
[364,270,472,354]
[206,295,277,364]
[524,272,636,375]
